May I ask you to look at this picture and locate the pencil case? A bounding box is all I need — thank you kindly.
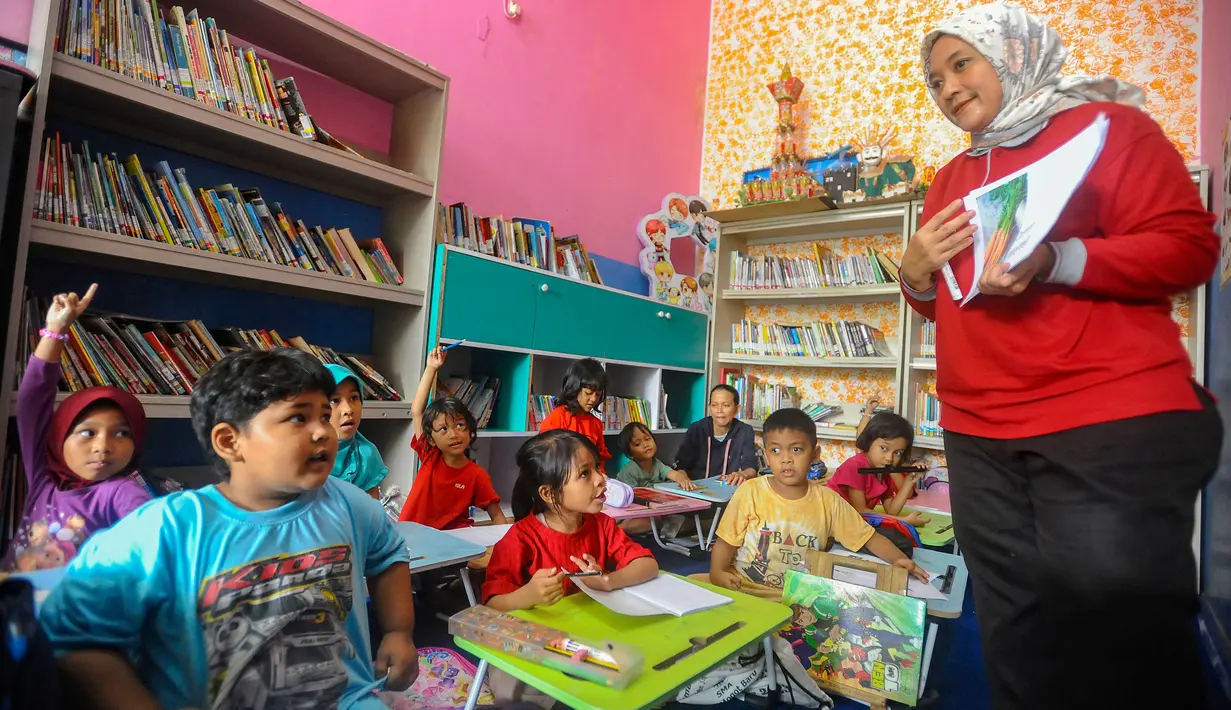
[449,605,644,689]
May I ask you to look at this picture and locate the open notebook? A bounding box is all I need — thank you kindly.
[575,573,733,616]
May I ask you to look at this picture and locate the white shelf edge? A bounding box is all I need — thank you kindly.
[717,353,899,370]
[910,358,938,370]
[721,284,901,302]
[438,337,706,374]
[914,435,945,451]
[9,393,411,419]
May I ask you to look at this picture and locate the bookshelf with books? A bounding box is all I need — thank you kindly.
[427,245,708,497]
[2,0,448,489]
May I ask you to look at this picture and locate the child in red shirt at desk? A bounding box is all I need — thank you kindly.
[537,357,612,465]
[399,346,507,529]
[826,401,930,527]
[482,429,658,611]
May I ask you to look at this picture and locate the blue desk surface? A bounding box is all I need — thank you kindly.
[652,476,738,504]
[913,548,968,619]
[395,521,487,573]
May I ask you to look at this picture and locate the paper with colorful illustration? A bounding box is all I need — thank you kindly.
[781,569,927,705]
[942,112,1109,306]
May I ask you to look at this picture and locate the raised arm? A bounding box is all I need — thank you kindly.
[411,346,446,428]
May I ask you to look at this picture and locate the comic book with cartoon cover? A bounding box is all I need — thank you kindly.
[781,570,926,706]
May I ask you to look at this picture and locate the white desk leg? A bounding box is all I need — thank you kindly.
[762,637,777,692]
[919,621,938,700]
[706,505,723,549]
[693,514,707,551]
[464,659,488,710]
[460,567,478,607]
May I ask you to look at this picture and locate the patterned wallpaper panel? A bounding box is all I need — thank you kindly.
[701,0,1201,209]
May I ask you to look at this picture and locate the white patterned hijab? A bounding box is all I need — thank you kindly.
[921,2,1145,155]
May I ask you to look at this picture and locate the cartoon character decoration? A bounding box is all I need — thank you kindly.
[4,508,90,572]
[637,193,717,314]
[845,128,920,202]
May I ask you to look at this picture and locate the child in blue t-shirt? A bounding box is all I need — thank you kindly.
[41,348,417,709]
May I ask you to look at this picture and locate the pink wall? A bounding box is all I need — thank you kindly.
[0,3,32,45]
[1202,0,1231,213]
[297,0,712,265]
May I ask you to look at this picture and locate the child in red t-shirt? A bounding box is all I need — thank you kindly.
[482,429,658,611]
[399,346,508,529]
[826,405,930,527]
[537,357,612,464]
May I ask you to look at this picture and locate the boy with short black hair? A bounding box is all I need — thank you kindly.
[42,348,417,709]
[705,407,928,598]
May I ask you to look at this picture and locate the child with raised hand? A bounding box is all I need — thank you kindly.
[673,384,759,485]
[704,407,927,598]
[326,363,388,499]
[827,407,931,527]
[537,357,612,464]
[400,346,507,528]
[41,348,418,709]
[482,429,659,612]
[2,283,151,573]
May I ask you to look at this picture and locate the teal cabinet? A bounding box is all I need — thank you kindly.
[439,250,538,347]
[432,246,706,370]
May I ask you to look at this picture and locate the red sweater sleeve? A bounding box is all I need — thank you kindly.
[1074,115,1218,299]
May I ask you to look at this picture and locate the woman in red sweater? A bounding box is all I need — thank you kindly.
[905,5,1222,709]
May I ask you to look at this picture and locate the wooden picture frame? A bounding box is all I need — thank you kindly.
[805,549,907,595]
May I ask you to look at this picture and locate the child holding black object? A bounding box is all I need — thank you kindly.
[538,357,612,464]
[702,408,927,598]
[41,348,418,709]
[672,384,758,485]
[828,410,931,527]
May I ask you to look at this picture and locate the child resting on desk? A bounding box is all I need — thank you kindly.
[3,283,151,573]
[613,422,693,537]
[325,363,388,499]
[40,348,418,709]
[400,346,507,530]
[537,357,612,465]
[699,407,928,599]
[826,401,931,528]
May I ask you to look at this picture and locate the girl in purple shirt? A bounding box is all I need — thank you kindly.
[3,283,151,572]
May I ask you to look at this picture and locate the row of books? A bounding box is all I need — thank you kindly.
[918,320,936,359]
[722,371,801,422]
[437,202,603,285]
[914,385,942,438]
[0,454,27,551]
[525,394,650,431]
[16,294,400,399]
[731,320,893,359]
[436,375,501,429]
[54,0,354,154]
[728,245,899,290]
[34,137,403,285]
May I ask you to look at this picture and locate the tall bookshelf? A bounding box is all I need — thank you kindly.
[709,168,1211,472]
[1,0,448,490]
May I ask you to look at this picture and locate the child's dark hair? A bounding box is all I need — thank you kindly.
[618,421,653,458]
[421,396,478,457]
[710,383,740,407]
[855,412,915,456]
[763,408,817,448]
[190,348,335,479]
[511,429,601,520]
[558,358,607,414]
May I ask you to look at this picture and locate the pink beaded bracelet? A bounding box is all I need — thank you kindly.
[39,328,69,341]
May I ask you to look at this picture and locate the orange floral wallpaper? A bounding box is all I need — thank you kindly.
[701,0,1201,209]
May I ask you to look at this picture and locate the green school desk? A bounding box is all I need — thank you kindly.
[904,508,956,547]
[454,576,791,710]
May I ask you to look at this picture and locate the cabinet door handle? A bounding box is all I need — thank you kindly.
[665,312,672,320]
[540,284,549,292]
[657,311,665,318]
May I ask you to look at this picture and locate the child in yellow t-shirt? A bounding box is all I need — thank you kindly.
[704,407,928,597]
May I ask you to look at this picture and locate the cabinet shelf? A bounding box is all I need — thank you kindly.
[914,435,945,450]
[49,57,435,205]
[720,283,901,304]
[29,221,425,307]
[717,353,899,370]
[910,358,937,370]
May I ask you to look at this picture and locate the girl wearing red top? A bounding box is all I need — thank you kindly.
[827,409,929,527]
[905,6,1222,709]
[400,346,508,529]
[537,357,612,464]
[482,429,657,611]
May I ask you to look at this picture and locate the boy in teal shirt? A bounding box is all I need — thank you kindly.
[42,348,417,709]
